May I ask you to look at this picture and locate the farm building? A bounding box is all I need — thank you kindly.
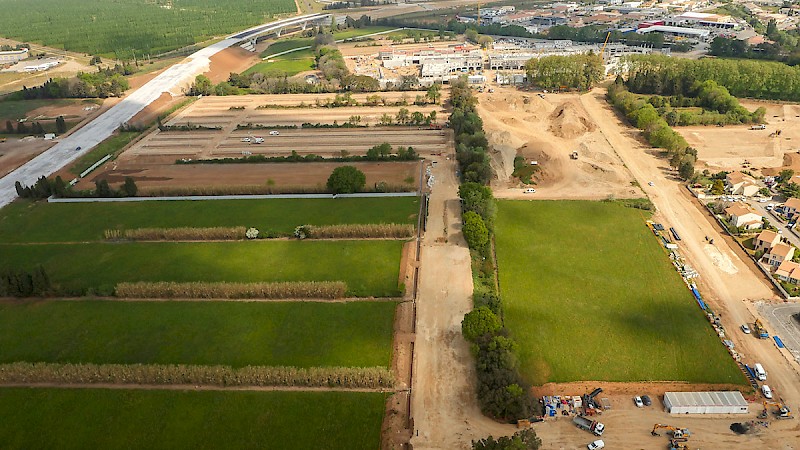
[663,391,748,414]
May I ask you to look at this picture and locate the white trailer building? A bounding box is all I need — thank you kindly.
[663,391,748,414]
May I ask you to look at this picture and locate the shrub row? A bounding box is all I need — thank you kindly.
[236,123,298,130]
[296,223,414,239]
[115,281,348,299]
[137,183,414,197]
[0,362,394,388]
[450,78,492,184]
[105,227,247,241]
[158,123,222,132]
[0,266,51,298]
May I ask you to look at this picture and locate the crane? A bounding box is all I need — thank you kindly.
[761,400,793,419]
[651,424,691,438]
[600,31,611,57]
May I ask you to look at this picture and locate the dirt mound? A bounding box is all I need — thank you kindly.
[548,100,596,139]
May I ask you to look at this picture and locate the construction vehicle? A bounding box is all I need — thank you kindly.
[760,400,793,419]
[570,151,579,160]
[669,439,691,450]
[582,387,603,412]
[600,31,611,57]
[651,424,691,438]
[573,415,605,436]
[754,319,770,339]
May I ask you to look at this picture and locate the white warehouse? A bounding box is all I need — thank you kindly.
[664,391,748,414]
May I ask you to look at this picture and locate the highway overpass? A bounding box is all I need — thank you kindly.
[0,13,330,208]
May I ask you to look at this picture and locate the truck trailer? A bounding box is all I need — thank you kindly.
[573,416,605,436]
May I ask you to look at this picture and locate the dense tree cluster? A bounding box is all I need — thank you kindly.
[525,54,604,90]
[607,79,696,179]
[14,64,132,99]
[621,54,800,101]
[450,79,492,184]
[326,166,366,194]
[709,18,800,65]
[544,25,664,47]
[0,266,51,297]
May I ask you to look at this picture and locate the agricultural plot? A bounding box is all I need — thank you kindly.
[495,200,745,385]
[0,0,296,58]
[0,300,395,368]
[0,240,404,297]
[0,197,419,243]
[0,388,386,450]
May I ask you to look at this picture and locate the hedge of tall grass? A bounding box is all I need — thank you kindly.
[300,223,414,239]
[115,281,348,299]
[105,227,247,241]
[0,362,394,388]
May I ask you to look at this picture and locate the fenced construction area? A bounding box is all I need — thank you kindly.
[495,200,745,386]
[0,195,416,447]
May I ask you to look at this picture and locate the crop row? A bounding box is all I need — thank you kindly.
[115,281,347,299]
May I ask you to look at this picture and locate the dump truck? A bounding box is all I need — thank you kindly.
[573,415,605,436]
[754,320,769,339]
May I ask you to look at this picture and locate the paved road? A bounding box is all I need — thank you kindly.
[0,13,327,209]
[760,303,800,363]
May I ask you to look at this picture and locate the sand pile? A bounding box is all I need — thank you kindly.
[549,100,596,139]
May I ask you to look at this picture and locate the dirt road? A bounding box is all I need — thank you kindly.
[580,88,800,411]
[409,156,514,449]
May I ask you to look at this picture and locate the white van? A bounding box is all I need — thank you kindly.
[755,363,767,381]
[762,384,773,399]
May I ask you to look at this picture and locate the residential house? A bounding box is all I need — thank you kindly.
[725,171,760,197]
[776,260,800,284]
[725,203,762,230]
[766,243,795,268]
[754,230,781,253]
[783,197,800,219]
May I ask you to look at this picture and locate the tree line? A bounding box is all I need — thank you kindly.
[525,54,604,91]
[12,64,133,100]
[15,176,138,199]
[450,78,492,184]
[620,54,800,102]
[4,116,67,135]
[543,25,665,48]
[459,182,535,422]
[0,266,51,297]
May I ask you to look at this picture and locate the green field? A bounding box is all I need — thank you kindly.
[495,200,745,385]
[245,57,316,77]
[0,0,296,59]
[0,300,394,367]
[0,240,403,296]
[0,197,418,243]
[0,388,385,450]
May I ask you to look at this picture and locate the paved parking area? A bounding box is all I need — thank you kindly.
[759,302,800,363]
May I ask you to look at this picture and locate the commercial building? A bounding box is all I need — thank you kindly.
[667,12,737,29]
[636,24,711,40]
[663,391,749,414]
[0,48,29,63]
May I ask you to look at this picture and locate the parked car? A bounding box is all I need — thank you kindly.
[759,198,769,203]
[523,188,536,194]
[634,396,644,408]
[588,440,605,450]
[269,130,279,136]
[762,384,773,399]
[648,181,654,186]
[641,395,652,406]
[741,324,751,334]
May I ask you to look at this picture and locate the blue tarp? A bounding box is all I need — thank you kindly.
[774,336,785,348]
[745,364,756,379]
[690,287,707,310]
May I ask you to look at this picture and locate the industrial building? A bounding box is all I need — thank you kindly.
[0,48,29,63]
[663,391,749,414]
[636,24,711,40]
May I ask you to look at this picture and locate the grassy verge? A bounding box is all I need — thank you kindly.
[68,131,140,176]
[0,197,419,243]
[0,240,404,297]
[495,200,745,385]
[244,58,315,76]
[0,388,385,450]
[0,300,395,368]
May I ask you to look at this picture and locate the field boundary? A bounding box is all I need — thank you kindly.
[11,296,402,303]
[47,192,419,203]
[0,382,394,393]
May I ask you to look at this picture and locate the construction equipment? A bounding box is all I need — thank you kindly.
[651,424,691,438]
[600,31,611,57]
[669,439,691,450]
[573,415,605,436]
[754,319,770,339]
[760,400,793,419]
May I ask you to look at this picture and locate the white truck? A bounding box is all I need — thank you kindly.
[751,124,766,130]
[755,363,767,381]
[573,416,605,436]
[252,137,264,144]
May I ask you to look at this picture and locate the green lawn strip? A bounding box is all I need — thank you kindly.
[495,200,745,385]
[0,197,419,243]
[0,388,385,450]
[0,300,395,368]
[244,58,315,76]
[68,131,140,176]
[0,240,404,297]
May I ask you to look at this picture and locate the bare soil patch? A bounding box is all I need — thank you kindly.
[206,47,262,84]
[0,137,53,176]
[477,87,640,200]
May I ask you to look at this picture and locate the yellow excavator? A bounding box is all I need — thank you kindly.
[652,424,691,438]
[760,400,793,419]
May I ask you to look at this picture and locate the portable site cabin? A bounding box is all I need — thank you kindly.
[663,391,748,414]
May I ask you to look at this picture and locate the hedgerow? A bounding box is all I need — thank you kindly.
[115,281,348,299]
[105,227,247,241]
[295,223,414,239]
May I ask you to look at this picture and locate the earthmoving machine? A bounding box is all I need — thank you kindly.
[754,319,770,339]
[760,400,793,419]
[651,424,691,438]
[582,387,603,413]
[669,439,691,450]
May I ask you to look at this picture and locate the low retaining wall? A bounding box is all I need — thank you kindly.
[48,192,419,203]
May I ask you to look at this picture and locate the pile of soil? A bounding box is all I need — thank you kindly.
[549,100,596,139]
[730,422,751,434]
